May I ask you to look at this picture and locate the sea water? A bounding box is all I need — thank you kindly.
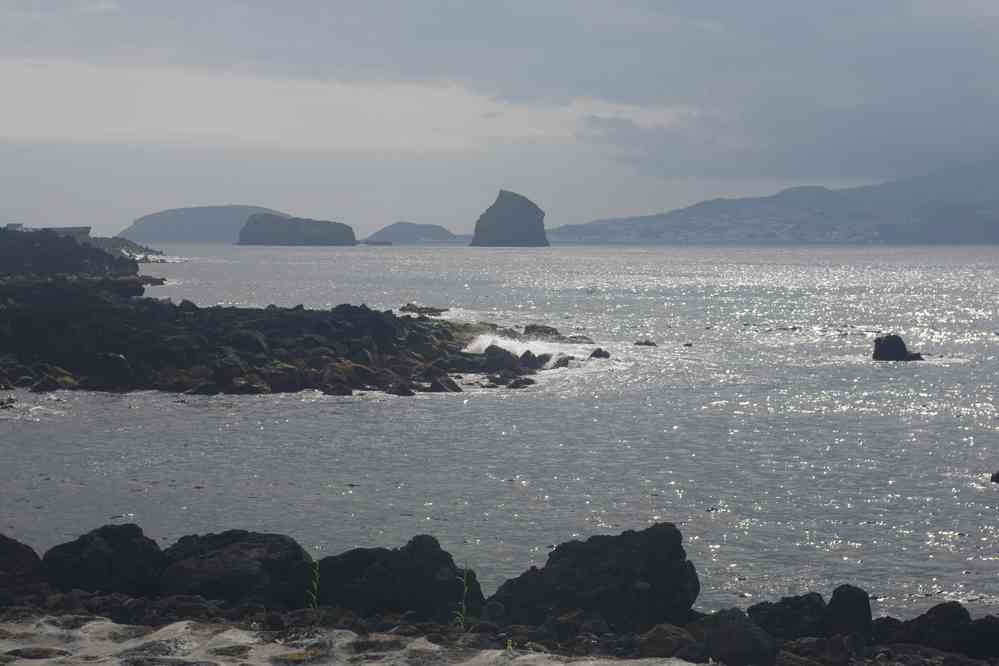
[3,244,998,616]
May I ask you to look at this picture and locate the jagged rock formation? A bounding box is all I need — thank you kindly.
[118,205,288,244]
[366,221,458,244]
[470,190,549,247]
[239,214,357,246]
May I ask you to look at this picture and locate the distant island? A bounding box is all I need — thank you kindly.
[549,159,999,244]
[365,221,463,244]
[470,190,549,247]
[238,214,357,246]
[118,205,289,244]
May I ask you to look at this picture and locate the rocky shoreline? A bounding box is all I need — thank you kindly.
[1,523,997,665]
[0,228,608,397]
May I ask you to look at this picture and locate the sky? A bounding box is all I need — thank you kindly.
[2,1,998,237]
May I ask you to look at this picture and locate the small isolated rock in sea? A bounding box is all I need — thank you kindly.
[634,339,657,347]
[991,470,998,483]
[589,348,610,359]
[399,303,449,317]
[524,324,561,339]
[872,333,923,361]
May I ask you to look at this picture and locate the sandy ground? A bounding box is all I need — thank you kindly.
[0,614,693,665]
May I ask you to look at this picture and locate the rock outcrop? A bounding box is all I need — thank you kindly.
[318,535,484,622]
[118,205,288,244]
[239,213,357,246]
[872,334,923,361]
[0,229,138,278]
[160,530,312,609]
[366,222,457,244]
[689,608,778,666]
[486,523,699,633]
[469,190,549,247]
[41,524,163,596]
[0,534,41,587]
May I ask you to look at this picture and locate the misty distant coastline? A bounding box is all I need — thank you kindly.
[110,160,999,247]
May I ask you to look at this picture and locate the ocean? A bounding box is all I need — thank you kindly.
[3,244,998,617]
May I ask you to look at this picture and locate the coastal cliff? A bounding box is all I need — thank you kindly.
[470,190,549,247]
[238,213,357,246]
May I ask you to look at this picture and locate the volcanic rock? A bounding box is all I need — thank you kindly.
[238,213,356,246]
[317,534,484,622]
[160,530,312,609]
[873,334,923,361]
[42,524,163,596]
[487,522,699,633]
[469,190,549,247]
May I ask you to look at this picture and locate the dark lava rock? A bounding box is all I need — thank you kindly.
[483,345,520,373]
[428,376,462,393]
[238,213,356,246]
[519,350,544,370]
[487,523,699,633]
[523,324,560,339]
[5,647,72,659]
[0,534,41,586]
[507,377,535,389]
[873,333,923,361]
[42,524,163,596]
[317,534,484,622]
[634,339,657,347]
[748,592,827,640]
[991,471,998,483]
[400,303,449,316]
[159,530,312,609]
[823,584,871,637]
[690,608,777,666]
[469,190,549,247]
[885,602,999,658]
[550,355,573,369]
[589,348,610,359]
[387,382,416,396]
[639,623,697,658]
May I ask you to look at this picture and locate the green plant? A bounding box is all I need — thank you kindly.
[306,559,321,611]
[452,563,472,632]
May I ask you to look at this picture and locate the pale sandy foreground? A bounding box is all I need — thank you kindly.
[0,615,692,665]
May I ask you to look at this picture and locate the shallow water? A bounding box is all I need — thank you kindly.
[3,244,999,616]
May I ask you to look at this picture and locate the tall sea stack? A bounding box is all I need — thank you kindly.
[469,190,549,247]
[238,214,357,246]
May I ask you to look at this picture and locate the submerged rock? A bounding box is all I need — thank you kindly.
[487,522,699,633]
[634,339,657,347]
[42,524,163,596]
[873,333,923,361]
[589,348,610,359]
[469,190,549,247]
[400,303,449,316]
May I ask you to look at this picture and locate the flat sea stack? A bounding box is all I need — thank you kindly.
[469,190,549,247]
[239,214,357,246]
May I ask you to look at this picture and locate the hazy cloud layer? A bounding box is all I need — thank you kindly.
[2,1,997,234]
